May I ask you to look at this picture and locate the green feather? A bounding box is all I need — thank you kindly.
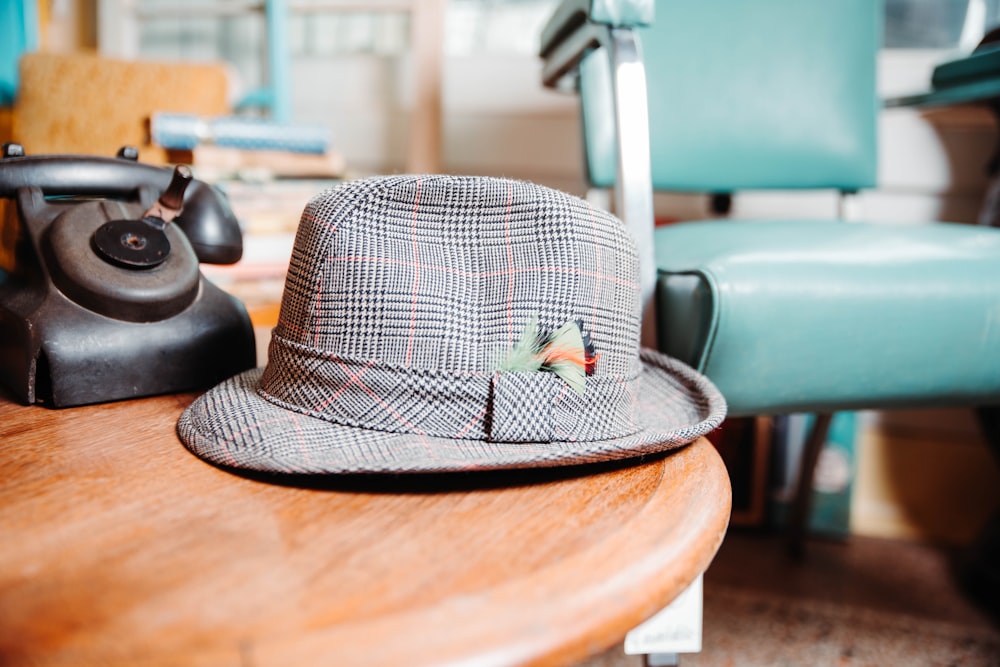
[499,315,543,372]
[541,321,587,396]
[497,317,589,396]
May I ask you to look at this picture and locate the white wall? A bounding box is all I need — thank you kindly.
[289,51,587,195]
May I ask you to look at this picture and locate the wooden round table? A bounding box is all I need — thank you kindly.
[0,388,730,666]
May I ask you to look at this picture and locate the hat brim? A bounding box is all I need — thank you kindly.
[177,349,726,474]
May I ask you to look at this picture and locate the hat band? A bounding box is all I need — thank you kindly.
[257,335,642,443]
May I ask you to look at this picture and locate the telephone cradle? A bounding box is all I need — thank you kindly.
[0,145,256,407]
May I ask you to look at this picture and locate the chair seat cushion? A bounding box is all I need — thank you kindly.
[655,219,1000,416]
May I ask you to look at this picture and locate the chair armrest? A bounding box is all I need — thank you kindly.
[539,0,653,89]
[885,44,1000,108]
[540,0,653,56]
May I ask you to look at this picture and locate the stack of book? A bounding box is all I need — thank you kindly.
[151,112,347,182]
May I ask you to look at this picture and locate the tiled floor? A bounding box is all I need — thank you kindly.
[584,529,1000,666]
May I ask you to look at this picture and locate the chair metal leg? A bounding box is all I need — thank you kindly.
[964,406,1000,614]
[709,192,732,215]
[787,412,834,559]
[974,406,1000,463]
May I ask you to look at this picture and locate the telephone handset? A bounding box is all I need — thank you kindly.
[0,145,244,264]
[0,144,256,407]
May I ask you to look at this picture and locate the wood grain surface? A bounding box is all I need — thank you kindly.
[0,389,730,667]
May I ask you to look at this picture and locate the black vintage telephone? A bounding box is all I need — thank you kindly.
[0,144,256,407]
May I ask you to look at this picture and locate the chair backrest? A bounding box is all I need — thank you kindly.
[579,0,881,193]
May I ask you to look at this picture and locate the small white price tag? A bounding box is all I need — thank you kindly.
[623,574,703,655]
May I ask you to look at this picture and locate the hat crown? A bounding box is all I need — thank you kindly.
[272,175,641,378]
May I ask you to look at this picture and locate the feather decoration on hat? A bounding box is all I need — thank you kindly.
[499,316,600,396]
[578,318,599,377]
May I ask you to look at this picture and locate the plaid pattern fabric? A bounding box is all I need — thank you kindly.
[178,175,726,473]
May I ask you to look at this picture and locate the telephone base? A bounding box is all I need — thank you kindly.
[0,274,256,408]
[0,147,256,408]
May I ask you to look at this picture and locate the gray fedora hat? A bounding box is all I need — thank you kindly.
[178,175,726,474]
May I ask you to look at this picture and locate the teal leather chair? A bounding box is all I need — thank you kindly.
[1,0,38,105]
[539,0,1000,557]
